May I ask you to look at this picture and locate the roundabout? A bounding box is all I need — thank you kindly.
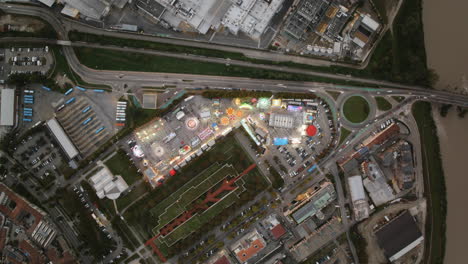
[342,95,371,124]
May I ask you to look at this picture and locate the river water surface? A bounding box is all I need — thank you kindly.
[423,0,468,263]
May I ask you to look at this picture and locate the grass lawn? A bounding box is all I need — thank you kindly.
[412,101,446,264]
[326,91,341,100]
[343,96,370,123]
[73,47,369,86]
[116,182,148,210]
[339,128,352,144]
[375,96,392,111]
[105,149,141,185]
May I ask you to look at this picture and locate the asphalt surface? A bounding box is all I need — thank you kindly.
[2,4,468,107]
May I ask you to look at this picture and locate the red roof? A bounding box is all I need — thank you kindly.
[306,125,317,136]
[236,239,265,262]
[271,224,286,239]
[169,169,177,176]
[213,255,231,264]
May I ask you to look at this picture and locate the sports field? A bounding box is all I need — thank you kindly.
[150,163,247,247]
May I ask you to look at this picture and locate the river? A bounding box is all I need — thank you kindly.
[423,0,468,263]
[423,0,468,92]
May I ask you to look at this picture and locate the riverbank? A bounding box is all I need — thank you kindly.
[412,102,446,264]
[432,107,468,264]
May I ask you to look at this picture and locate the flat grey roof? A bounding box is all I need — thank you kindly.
[46,118,79,159]
[0,89,15,126]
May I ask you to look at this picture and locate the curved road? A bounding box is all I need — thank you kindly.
[2,4,468,107]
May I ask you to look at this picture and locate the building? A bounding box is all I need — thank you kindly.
[263,215,287,240]
[348,175,369,221]
[351,14,380,48]
[145,0,281,39]
[362,157,395,206]
[269,113,295,128]
[149,0,232,34]
[231,229,266,263]
[143,93,158,109]
[0,88,16,126]
[57,0,125,20]
[89,167,129,200]
[285,181,336,223]
[38,0,55,7]
[46,118,79,160]
[375,211,424,262]
[0,183,56,248]
[221,0,284,39]
[284,0,330,40]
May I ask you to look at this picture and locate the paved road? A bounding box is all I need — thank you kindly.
[3,4,468,107]
[0,3,334,67]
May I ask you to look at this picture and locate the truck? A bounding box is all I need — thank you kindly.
[41,86,51,91]
[93,89,104,93]
[76,86,86,91]
[23,118,32,122]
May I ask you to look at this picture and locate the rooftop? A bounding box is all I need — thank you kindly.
[89,167,129,200]
[0,88,15,126]
[375,211,424,261]
[231,229,266,263]
[46,118,79,159]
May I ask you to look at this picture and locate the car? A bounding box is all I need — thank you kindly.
[85,204,90,208]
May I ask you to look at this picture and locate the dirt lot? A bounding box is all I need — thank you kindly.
[0,14,46,32]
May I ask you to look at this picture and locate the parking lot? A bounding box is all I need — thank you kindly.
[257,98,335,181]
[3,46,52,76]
[13,131,65,187]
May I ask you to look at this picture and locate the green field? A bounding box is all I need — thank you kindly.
[105,149,141,184]
[339,128,352,144]
[150,163,237,232]
[343,96,370,123]
[149,163,249,247]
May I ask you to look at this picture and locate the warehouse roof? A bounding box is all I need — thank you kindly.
[376,211,423,261]
[46,118,79,159]
[0,88,15,126]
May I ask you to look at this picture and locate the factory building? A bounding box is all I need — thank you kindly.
[348,175,369,221]
[142,0,282,39]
